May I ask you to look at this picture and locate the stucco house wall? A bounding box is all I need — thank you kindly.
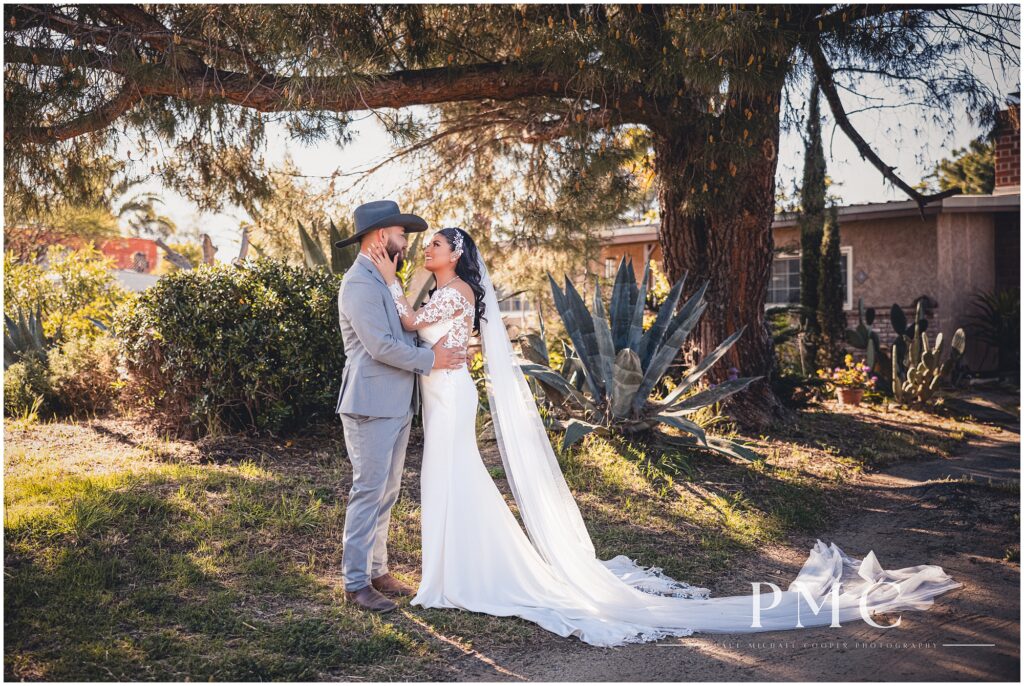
[595,212,948,342]
[936,211,997,345]
[595,191,1017,372]
[773,214,943,343]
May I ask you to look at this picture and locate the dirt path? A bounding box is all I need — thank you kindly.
[446,418,1020,682]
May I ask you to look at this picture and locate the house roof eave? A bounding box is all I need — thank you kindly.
[599,223,659,244]
[771,199,946,228]
[941,193,1020,211]
[756,192,1021,229]
[602,191,1021,242]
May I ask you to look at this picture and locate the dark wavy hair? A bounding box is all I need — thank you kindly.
[430,227,487,334]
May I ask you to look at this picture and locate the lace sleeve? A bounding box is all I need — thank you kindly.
[387,280,410,318]
[386,282,473,343]
[413,287,473,348]
[440,311,473,349]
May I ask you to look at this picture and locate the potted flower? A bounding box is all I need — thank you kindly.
[817,354,877,406]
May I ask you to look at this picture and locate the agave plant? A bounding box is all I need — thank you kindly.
[298,218,357,274]
[519,257,761,460]
[4,305,52,370]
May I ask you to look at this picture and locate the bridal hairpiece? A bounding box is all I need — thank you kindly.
[449,229,465,258]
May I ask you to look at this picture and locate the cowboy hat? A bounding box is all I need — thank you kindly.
[334,200,428,248]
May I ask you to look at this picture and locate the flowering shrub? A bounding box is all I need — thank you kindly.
[817,354,878,390]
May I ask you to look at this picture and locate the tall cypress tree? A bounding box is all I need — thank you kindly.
[798,79,826,371]
[818,205,846,365]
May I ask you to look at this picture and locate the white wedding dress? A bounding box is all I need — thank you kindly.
[396,259,961,648]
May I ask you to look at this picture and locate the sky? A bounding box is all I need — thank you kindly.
[135,25,1020,263]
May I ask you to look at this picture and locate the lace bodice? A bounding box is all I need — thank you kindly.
[388,283,473,349]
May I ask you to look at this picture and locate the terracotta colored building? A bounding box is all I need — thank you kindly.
[598,99,1020,367]
[10,230,163,273]
[98,237,160,273]
[7,230,166,291]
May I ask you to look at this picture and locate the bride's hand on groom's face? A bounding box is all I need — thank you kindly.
[368,241,399,283]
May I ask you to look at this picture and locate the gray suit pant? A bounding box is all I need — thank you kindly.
[339,410,414,591]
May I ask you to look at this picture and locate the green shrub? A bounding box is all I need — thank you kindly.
[4,353,53,417]
[4,246,127,343]
[47,334,122,418]
[113,258,344,437]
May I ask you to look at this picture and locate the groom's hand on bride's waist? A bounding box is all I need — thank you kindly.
[431,340,467,370]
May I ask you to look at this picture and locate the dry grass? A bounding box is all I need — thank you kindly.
[3,399,989,680]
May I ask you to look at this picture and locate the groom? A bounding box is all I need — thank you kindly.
[335,200,467,613]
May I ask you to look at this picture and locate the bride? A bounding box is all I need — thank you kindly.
[365,227,961,647]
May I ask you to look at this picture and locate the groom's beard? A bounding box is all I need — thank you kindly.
[386,241,405,272]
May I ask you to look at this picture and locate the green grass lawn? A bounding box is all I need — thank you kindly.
[4,402,980,680]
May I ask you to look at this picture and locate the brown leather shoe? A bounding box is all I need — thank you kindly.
[371,573,416,597]
[344,585,397,613]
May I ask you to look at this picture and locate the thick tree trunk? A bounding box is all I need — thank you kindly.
[654,87,789,431]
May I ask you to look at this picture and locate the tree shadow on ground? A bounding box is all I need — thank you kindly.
[3,461,433,681]
[9,407,1009,680]
[771,408,968,470]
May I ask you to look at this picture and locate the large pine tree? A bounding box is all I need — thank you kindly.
[922,137,997,195]
[4,4,1017,427]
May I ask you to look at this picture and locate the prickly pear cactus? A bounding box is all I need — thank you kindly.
[892,327,966,405]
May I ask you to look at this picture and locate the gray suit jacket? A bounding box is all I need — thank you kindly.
[335,254,435,417]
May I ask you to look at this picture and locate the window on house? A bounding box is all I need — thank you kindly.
[604,257,617,279]
[768,255,801,306]
[767,249,852,310]
[497,292,512,312]
[497,293,533,314]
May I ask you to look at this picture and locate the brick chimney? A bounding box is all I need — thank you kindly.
[993,91,1020,196]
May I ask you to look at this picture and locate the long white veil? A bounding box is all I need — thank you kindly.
[475,255,709,598]
[474,253,961,642]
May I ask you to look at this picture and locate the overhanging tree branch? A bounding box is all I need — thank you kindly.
[4,43,121,73]
[6,5,662,144]
[99,4,207,71]
[5,84,142,143]
[164,61,568,112]
[811,4,965,35]
[808,38,961,216]
[11,4,265,77]
[3,49,653,141]
[10,6,131,53]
